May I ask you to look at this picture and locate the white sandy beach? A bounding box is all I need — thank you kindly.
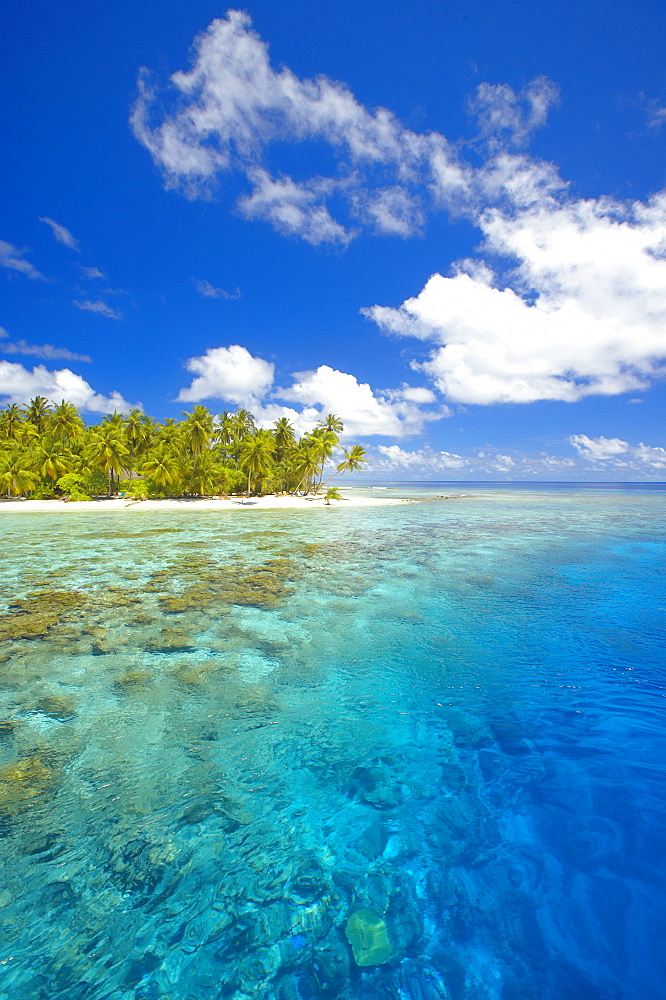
[0,493,411,513]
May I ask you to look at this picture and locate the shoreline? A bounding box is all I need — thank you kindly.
[0,493,412,513]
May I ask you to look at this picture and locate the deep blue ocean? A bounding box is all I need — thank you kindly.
[0,484,664,1000]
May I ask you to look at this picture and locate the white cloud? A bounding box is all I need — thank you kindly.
[645,100,666,130]
[0,240,46,281]
[0,361,138,414]
[276,365,443,438]
[569,434,629,460]
[73,299,122,320]
[194,279,240,299]
[80,266,106,279]
[0,338,92,363]
[469,77,560,149]
[131,10,469,243]
[176,344,443,437]
[365,190,666,404]
[372,444,467,471]
[177,344,275,405]
[238,170,353,245]
[359,437,666,480]
[39,217,79,250]
[569,433,666,469]
[634,442,666,468]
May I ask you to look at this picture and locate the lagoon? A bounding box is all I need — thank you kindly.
[0,486,664,999]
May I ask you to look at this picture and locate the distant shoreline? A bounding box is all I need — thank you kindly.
[0,493,411,513]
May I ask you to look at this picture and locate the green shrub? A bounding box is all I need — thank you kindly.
[82,470,108,496]
[56,473,92,501]
[31,485,58,499]
[127,480,149,500]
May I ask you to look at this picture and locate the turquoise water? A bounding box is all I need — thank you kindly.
[0,487,664,1000]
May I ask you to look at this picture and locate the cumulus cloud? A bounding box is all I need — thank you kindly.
[365,190,666,404]
[39,217,79,250]
[569,433,666,469]
[0,240,46,280]
[363,444,572,478]
[0,338,92,363]
[359,437,666,480]
[569,434,629,460]
[372,444,467,472]
[277,365,444,438]
[177,344,275,405]
[176,343,443,437]
[131,15,666,412]
[131,10,470,244]
[73,299,122,320]
[80,266,106,279]
[0,361,138,414]
[194,278,240,299]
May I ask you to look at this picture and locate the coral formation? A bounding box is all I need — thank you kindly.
[345,909,393,966]
[0,590,86,642]
[0,753,58,815]
[33,694,77,720]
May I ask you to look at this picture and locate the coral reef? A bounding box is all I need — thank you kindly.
[345,909,393,967]
[0,753,58,815]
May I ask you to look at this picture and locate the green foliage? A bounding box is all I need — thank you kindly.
[324,488,343,504]
[56,473,92,501]
[30,485,58,500]
[0,403,368,500]
[127,480,149,500]
[82,470,108,496]
[57,473,86,493]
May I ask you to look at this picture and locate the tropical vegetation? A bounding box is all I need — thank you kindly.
[0,398,367,499]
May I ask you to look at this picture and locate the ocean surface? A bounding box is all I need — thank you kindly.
[0,485,664,1000]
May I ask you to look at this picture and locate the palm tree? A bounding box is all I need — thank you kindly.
[15,421,38,449]
[322,444,368,488]
[182,405,214,492]
[30,442,73,487]
[0,404,24,441]
[215,411,236,463]
[156,417,182,448]
[317,413,344,437]
[239,432,274,498]
[23,396,53,435]
[50,401,85,446]
[188,451,222,496]
[123,408,153,477]
[102,411,125,430]
[140,443,181,490]
[0,448,38,496]
[292,442,321,495]
[273,417,296,462]
[84,425,128,495]
[231,409,255,441]
[303,428,339,491]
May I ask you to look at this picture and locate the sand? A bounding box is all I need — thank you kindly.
[0,492,410,513]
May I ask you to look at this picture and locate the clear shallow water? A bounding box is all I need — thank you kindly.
[0,489,664,1000]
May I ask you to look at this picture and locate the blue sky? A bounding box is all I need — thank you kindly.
[2,0,666,479]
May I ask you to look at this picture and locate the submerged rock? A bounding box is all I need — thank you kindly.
[33,694,76,721]
[0,753,58,815]
[114,670,153,693]
[0,718,21,740]
[345,909,393,967]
